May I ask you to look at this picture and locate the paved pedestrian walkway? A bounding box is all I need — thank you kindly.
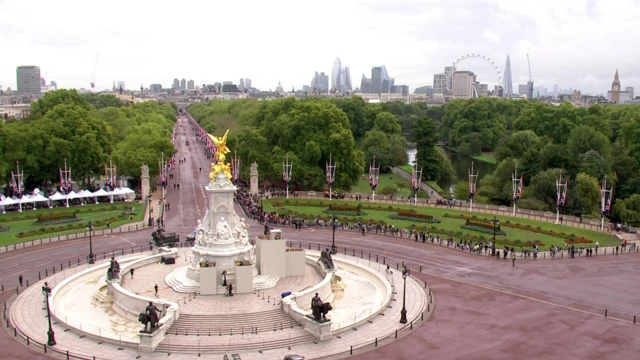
[9,250,430,360]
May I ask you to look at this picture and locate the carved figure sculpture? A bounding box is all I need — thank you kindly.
[140,165,149,178]
[319,248,336,270]
[214,217,233,241]
[310,292,332,321]
[236,218,250,245]
[207,129,232,182]
[139,301,162,332]
[107,257,120,280]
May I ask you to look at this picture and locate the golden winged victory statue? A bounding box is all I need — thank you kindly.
[207,129,232,182]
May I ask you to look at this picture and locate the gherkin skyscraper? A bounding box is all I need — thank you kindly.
[503,54,513,97]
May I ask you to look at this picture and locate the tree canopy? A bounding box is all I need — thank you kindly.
[0,90,176,191]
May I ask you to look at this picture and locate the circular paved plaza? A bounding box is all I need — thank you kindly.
[1,116,640,359]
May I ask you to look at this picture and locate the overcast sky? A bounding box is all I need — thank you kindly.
[1,0,638,94]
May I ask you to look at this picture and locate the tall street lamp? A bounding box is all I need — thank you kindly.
[491,216,499,257]
[331,216,337,254]
[87,222,95,264]
[41,282,56,346]
[147,195,153,227]
[400,267,409,324]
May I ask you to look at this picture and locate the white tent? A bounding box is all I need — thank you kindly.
[77,190,94,198]
[19,195,35,203]
[120,187,135,194]
[92,189,110,197]
[0,197,18,206]
[0,197,19,214]
[31,194,50,203]
[49,192,66,201]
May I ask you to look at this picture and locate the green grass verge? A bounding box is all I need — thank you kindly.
[397,164,413,173]
[350,173,413,197]
[472,153,497,164]
[425,181,445,194]
[264,198,618,250]
[0,203,145,246]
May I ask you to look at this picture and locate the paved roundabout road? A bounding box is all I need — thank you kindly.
[2,117,640,360]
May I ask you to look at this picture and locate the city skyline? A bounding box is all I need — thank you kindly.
[1,0,639,94]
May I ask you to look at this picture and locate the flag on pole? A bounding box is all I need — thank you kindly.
[59,167,65,192]
[558,180,568,206]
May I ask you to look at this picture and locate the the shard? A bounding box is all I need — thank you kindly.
[503,54,513,97]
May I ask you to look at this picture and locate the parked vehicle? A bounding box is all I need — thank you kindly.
[185,231,197,246]
[151,229,180,247]
[283,356,305,360]
[223,353,241,360]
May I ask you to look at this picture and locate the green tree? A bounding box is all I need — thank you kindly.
[413,116,441,181]
[113,123,176,180]
[29,89,93,118]
[530,168,563,211]
[566,173,600,216]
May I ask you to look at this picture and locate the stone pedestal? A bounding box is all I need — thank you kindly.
[200,266,219,295]
[140,165,150,204]
[302,318,332,341]
[256,230,286,278]
[234,262,253,294]
[250,162,259,195]
[138,326,166,353]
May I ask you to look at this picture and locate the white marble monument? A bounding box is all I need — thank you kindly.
[185,171,257,284]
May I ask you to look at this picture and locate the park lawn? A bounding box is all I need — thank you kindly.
[472,153,497,164]
[263,198,618,250]
[397,164,413,173]
[425,181,445,194]
[350,173,413,198]
[0,203,144,246]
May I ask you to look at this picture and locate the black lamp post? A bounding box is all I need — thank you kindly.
[490,216,498,256]
[87,222,95,264]
[147,195,153,227]
[41,282,56,346]
[331,216,337,254]
[400,267,409,324]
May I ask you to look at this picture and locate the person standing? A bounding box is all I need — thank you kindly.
[154,284,159,297]
[512,251,516,266]
[130,268,134,279]
[18,274,23,287]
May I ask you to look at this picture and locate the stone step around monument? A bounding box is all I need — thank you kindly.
[91,285,114,307]
[165,268,281,294]
[169,309,301,334]
[157,328,315,353]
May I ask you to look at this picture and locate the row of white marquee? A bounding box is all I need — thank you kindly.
[0,187,135,207]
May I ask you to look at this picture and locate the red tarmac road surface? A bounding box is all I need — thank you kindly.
[2,116,640,359]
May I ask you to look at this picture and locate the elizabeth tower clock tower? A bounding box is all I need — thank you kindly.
[612,69,621,104]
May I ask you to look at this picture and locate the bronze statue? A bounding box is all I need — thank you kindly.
[139,301,162,333]
[207,129,232,182]
[310,292,332,322]
[107,257,120,280]
[319,248,336,270]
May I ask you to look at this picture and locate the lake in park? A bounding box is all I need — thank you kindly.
[407,148,497,198]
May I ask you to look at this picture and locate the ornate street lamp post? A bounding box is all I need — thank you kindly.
[400,267,409,324]
[87,222,95,264]
[147,195,153,227]
[331,216,337,254]
[41,282,56,346]
[491,216,498,256]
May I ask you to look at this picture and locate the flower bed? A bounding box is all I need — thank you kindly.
[328,204,359,212]
[16,212,130,238]
[445,213,593,244]
[322,209,368,216]
[465,219,501,231]
[34,218,82,226]
[460,224,507,235]
[388,211,441,224]
[36,212,77,223]
[398,210,434,220]
[0,204,130,224]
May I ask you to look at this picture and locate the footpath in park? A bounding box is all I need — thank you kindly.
[393,166,444,201]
